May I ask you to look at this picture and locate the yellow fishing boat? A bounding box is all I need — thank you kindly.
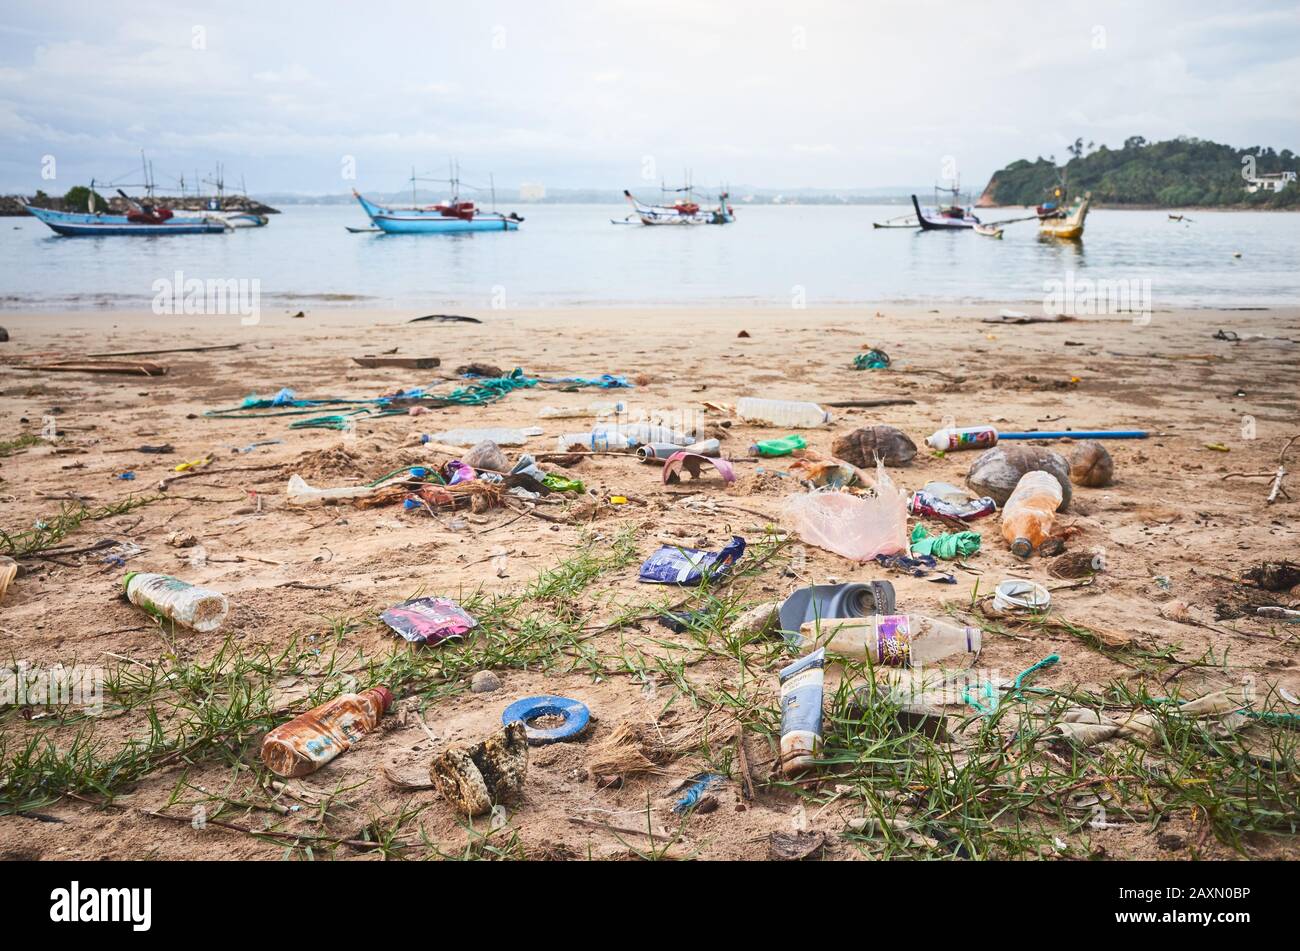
[1038,191,1091,240]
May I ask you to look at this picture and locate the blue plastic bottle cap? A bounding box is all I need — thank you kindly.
[501,695,591,745]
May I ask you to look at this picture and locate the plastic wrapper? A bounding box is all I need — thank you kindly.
[638,536,745,585]
[380,596,477,644]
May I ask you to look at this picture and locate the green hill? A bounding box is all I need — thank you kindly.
[979,136,1298,208]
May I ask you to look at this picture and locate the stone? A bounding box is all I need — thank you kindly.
[470,670,502,693]
[966,445,1072,509]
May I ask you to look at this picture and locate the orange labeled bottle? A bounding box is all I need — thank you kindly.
[1000,471,1063,558]
[261,686,393,777]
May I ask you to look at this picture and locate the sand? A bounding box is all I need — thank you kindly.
[0,303,1297,861]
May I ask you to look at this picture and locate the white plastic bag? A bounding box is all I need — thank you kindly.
[783,461,909,561]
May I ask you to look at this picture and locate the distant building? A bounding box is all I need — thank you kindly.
[1245,171,1296,194]
[518,182,546,201]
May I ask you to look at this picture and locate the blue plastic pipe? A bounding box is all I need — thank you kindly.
[998,430,1147,440]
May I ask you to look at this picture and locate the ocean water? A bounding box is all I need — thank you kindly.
[2,202,1296,311]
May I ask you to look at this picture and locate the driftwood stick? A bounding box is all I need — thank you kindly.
[1267,435,1297,505]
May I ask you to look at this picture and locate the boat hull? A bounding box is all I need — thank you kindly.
[1038,192,1091,240]
[911,195,979,230]
[354,191,520,233]
[25,205,229,236]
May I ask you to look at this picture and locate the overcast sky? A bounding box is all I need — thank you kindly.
[1,0,1296,195]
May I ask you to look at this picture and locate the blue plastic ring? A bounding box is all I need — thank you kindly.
[501,695,591,745]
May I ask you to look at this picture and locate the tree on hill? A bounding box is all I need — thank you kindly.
[981,136,1298,208]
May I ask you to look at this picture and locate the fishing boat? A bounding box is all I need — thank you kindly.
[622,181,734,225]
[24,202,229,236]
[1038,191,1091,240]
[973,223,1004,238]
[910,180,980,230]
[352,163,522,234]
[873,213,919,229]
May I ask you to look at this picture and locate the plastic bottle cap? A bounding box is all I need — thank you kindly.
[1011,537,1033,559]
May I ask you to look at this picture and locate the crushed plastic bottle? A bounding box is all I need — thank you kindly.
[124,572,229,633]
[1000,470,1064,558]
[537,401,627,419]
[433,428,533,447]
[737,398,831,429]
[554,431,637,452]
[286,473,376,505]
[794,614,981,666]
[261,686,393,777]
[926,425,998,451]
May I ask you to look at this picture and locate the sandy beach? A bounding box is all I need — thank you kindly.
[0,303,1297,861]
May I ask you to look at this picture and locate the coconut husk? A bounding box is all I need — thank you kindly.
[586,718,710,780]
[1068,440,1114,487]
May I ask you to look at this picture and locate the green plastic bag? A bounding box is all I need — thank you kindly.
[910,523,981,560]
[542,473,585,493]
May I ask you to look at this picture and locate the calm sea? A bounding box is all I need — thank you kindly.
[2,202,1296,311]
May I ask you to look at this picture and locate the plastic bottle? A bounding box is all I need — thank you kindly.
[795,614,981,666]
[597,423,694,445]
[537,401,627,419]
[261,686,394,777]
[925,425,998,451]
[286,473,376,505]
[1000,470,1064,558]
[554,431,637,452]
[736,398,831,429]
[433,428,532,447]
[124,572,229,633]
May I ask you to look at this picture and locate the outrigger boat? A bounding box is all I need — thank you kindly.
[910,179,980,230]
[25,187,230,236]
[622,180,734,225]
[872,213,919,229]
[1038,191,1091,240]
[352,163,522,234]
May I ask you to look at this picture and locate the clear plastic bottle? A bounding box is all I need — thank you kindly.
[1000,470,1064,558]
[261,686,393,777]
[124,572,229,633]
[795,614,981,666]
[286,473,375,505]
[925,425,998,451]
[736,397,831,428]
[538,401,626,419]
[433,428,531,447]
[554,431,637,452]
[596,423,693,445]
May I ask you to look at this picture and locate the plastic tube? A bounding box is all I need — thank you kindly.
[998,430,1147,440]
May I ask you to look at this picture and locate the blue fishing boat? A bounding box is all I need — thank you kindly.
[352,164,522,234]
[24,203,231,236]
[352,190,522,234]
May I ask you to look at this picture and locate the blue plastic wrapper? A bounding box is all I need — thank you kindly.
[638,536,745,585]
